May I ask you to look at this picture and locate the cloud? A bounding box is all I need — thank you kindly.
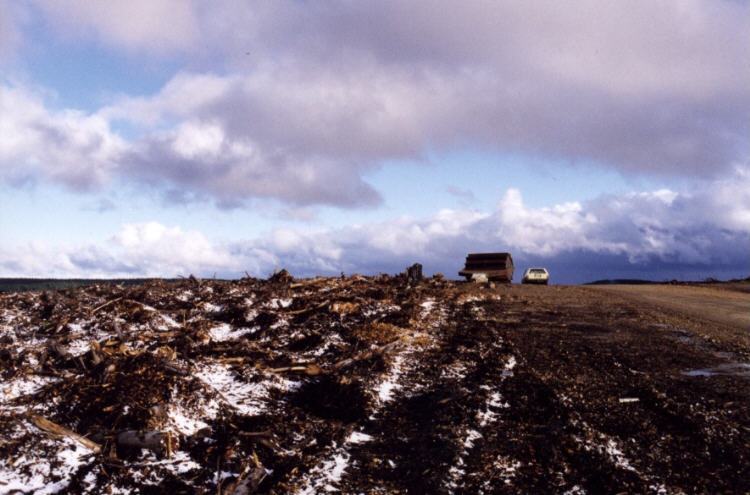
[81,198,117,213]
[0,1,25,62]
[2,169,748,281]
[0,2,746,208]
[446,186,476,203]
[0,82,124,190]
[123,122,382,207]
[32,0,198,54]
[126,2,750,174]
[110,222,240,275]
[0,222,246,278]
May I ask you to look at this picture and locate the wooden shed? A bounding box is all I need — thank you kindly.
[458,252,514,282]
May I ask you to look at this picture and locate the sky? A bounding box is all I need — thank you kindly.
[0,0,748,284]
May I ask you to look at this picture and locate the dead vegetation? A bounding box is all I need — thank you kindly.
[0,274,748,493]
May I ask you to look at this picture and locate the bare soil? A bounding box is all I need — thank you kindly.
[1,276,748,494]
[588,284,750,342]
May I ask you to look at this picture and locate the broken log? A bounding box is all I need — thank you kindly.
[30,415,101,453]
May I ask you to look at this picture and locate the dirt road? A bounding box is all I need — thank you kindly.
[587,284,750,338]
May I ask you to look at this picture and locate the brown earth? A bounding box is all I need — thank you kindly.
[0,276,749,494]
[587,284,750,342]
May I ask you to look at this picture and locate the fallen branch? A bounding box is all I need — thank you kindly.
[91,297,123,314]
[30,414,101,453]
[268,364,322,376]
[287,299,330,316]
[331,339,403,372]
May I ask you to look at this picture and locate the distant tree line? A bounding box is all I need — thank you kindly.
[0,278,181,293]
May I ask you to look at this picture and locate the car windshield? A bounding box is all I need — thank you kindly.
[530,269,546,273]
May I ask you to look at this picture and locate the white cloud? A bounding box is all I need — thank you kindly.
[2,170,748,280]
[170,120,226,159]
[111,222,238,275]
[0,222,244,278]
[494,189,611,256]
[0,83,125,189]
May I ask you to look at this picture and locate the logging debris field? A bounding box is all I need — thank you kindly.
[1,273,748,493]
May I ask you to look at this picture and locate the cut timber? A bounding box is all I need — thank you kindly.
[30,414,102,453]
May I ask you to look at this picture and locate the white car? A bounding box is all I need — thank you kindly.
[522,267,549,285]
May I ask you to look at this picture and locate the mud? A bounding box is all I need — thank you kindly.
[0,276,748,494]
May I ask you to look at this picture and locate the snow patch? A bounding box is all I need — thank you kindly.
[463,429,482,449]
[2,375,59,406]
[270,298,293,309]
[297,444,351,494]
[167,405,210,436]
[0,435,94,494]
[377,355,405,403]
[202,302,222,312]
[347,431,373,444]
[195,364,269,416]
[195,363,299,417]
[209,323,254,342]
[66,338,91,357]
